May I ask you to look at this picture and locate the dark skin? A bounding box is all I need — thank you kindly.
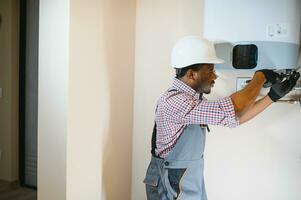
[179,64,217,94]
[179,64,270,122]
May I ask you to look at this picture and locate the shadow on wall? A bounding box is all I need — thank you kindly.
[102,0,135,199]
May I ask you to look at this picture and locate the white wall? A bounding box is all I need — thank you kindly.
[132,1,301,200]
[39,0,135,200]
[205,70,301,200]
[0,0,19,182]
[38,0,69,199]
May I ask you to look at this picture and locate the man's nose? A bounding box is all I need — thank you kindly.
[213,72,218,80]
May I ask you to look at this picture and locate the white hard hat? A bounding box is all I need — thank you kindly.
[171,36,224,69]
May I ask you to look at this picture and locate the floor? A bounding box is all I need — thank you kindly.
[0,180,36,200]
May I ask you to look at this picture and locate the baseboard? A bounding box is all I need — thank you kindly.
[0,179,20,189]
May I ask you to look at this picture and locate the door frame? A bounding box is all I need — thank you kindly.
[19,0,37,189]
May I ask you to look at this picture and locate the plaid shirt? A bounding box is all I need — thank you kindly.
[155,78,239,158]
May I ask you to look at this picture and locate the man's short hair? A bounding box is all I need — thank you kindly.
[175,64,203,78]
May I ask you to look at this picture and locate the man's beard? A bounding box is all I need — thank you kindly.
[202,85,212,94]
[204,89,211,94]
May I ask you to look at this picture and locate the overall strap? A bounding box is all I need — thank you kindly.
[199,95,210,132]
[151,123,158,157]
[151,104,161,158]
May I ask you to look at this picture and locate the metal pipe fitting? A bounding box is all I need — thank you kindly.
[277,99,301,106]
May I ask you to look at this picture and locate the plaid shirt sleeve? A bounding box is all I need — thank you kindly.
[165,94,239,128]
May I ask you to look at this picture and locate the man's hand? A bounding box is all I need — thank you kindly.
[267,71,300,102]
[256,69,281,87]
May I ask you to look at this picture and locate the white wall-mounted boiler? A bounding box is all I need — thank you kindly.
[203,0,301,70]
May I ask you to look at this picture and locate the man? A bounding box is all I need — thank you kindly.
[143,36,300,200]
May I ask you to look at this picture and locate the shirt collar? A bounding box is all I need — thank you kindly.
[172,78,201,100]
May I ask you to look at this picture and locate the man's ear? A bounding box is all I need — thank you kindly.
[186,69,195,80]
[187,69,197,80]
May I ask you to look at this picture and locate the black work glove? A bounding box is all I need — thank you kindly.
[256,69,281,87]
[267,71,300,102]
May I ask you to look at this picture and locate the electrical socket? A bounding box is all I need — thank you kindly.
[236,77,251,91]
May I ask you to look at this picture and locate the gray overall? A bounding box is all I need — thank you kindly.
[144,124,207,200]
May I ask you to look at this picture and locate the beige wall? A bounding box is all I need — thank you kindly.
[39,0,135,199]
[131,0,204,199]
[67,0,135,199]
[132,0,301,200]
[101,1,135,199]
[0,0,19,182]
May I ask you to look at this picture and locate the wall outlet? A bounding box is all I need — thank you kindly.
[236,77,251,91]
[267,23,288,38]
